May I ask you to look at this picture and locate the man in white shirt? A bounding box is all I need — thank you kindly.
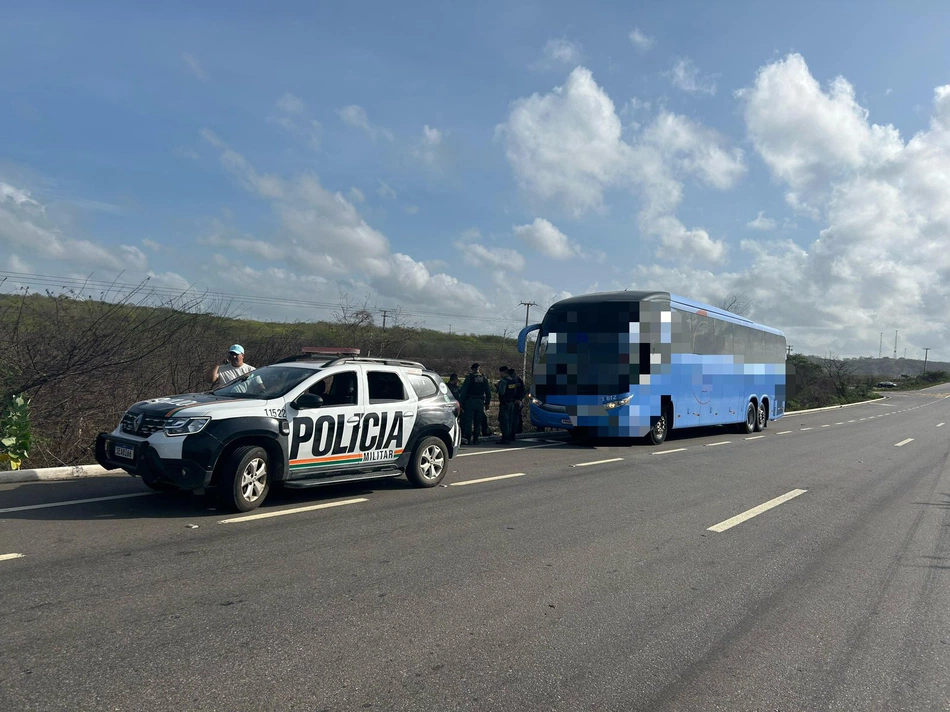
[208,344,255,389]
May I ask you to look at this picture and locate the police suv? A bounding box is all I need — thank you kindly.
[95,350,461,512]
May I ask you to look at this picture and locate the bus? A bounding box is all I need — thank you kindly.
[518,291,787,444]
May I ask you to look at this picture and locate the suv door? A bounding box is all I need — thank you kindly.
[284,369,365,479]
[362,367,416,465]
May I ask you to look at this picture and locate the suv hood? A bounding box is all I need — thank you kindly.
[126,392,262,418]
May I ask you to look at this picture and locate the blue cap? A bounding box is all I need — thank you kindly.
[228,344,244,355]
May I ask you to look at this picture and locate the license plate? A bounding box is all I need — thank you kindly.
[114,444,135,460]
[561,418,573,425]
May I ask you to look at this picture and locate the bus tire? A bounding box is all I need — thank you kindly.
[755,401,768,432]
[740,401,757,434]
[648,404,671,445]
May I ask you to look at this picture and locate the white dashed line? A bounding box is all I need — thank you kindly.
[572,457,624,468]
[821,424,831,428]
[0,492,154,514]
[652,448,687,455]
[938,423,946,428]
[456,442,565,458]
[894,439,914,447]
[848,420,856,423]
[835,422,844,425]
[777,431,792,435]
[801,427,813,431]
[218,498,367,524]
[705,441,731,447]
[745,435,765,440]
[450,472,527,486]
[0,553,25,562]
[707,489,808,533]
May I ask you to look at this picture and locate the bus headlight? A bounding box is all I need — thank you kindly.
[603,396,632,410]
[530,395,542,405]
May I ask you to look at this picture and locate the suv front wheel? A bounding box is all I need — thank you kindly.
[407,436,448,487]
[218,445,271,512]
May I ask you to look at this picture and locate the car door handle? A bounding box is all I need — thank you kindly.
[402,412,415,418]
[347,416,362,424]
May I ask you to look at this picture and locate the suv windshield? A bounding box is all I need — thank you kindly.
[213,365,314,399]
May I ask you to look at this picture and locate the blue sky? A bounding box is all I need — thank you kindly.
[3,0,950,358]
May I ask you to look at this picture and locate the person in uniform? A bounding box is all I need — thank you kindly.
[496,366,518,444]
[458,363,491,445]
[447,373,462,402]
[507,367,527,437]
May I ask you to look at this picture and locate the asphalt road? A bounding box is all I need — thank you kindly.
[2,390,950,711]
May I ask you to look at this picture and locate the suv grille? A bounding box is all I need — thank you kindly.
[121,412,166,436]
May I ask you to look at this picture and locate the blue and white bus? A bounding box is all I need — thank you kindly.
[518,291,787,443]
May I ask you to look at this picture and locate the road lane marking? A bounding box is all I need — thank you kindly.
[800,427,813,431]
[707,489,808,533]
[776,430,792,435]
[572,458,624,468]
[652,448,687,455]
[848,420,856,423]
[821,424,831,428]
[705,441,731,447]
[894,438,914,447]
[456,442,565,458]
[0,553,25,561]
[219,498,367,524]
[938,423,946,428]
[745,435,765,440]
[450,473,527,487]
[0,492,154,514]
[835,422,844,425]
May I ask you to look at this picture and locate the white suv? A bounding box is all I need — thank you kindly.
[96,354,461,511]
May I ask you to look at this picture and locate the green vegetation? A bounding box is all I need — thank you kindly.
[0,394,32,471]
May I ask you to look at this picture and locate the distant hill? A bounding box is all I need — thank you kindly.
[819,356,949,379]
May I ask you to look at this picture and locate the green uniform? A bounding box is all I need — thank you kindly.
[458,372,491,443]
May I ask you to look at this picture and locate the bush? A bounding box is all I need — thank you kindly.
[0,394,31,471]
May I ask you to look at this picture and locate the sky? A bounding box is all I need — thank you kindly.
[2,0,950,359]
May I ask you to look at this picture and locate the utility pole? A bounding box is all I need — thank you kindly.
[786,344,793,357]
[924,348,930,374]
[519,301,538,381]
[879,332,883,358]
[894,330,898,360]
[381,310,389,329]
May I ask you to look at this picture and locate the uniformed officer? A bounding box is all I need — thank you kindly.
[458,363,491,445]
[447,373,461,402]
[507,367,527,437]
[496,366,518,444]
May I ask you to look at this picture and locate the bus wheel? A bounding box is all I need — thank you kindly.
[755,402,768,432]
[741,402,757,434]
[648,405,670,445]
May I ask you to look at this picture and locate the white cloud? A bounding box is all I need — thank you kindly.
[628,27,655,52]
[719,53,950,355]
[338,105,394,141]
[746,211,777,230]
[499,67,631,216]
[142,239,163,252]
[197,131,491,316]
[270,92,321,150]
[668,58,717,96]
[348,187,365,203]
[0,181,146,273]
[455,239,526,272]
[182,53,209,82]
[412,124,449,170]
[513,218,581,260]
[499,67,743,265]
[541,38,583,65]
[377,181,397,200]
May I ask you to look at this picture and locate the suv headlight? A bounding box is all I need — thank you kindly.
[530,395,542,405]
[603,396,632,410]
[163,416,210,436]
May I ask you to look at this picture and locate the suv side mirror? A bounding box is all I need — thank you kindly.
[294,393,324,409]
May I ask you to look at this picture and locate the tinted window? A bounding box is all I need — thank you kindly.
[408,374,439,399]
[306,371,359,406]
[368,371,408,403]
